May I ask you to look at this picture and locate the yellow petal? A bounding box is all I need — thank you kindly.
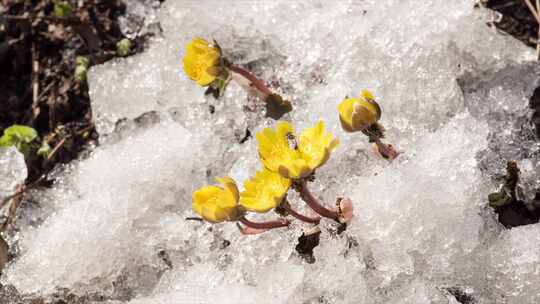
[299,121,339,172]
[192,178,240,223]
[337,91,381,132]
[240,168,291,213]
[337,98,357,132]
[276,121,295,140]
[192,186,221,222]
[215,176,239,202]
[182,37,220,87]
[256,121,307,179]
[187,37,213,55]
[360,89,375,101]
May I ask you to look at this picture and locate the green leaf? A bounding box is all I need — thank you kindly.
[15,142,32,158]
[488,191,513,208]
[116,39,132,57]
[0,136,11,147]
[37,142,51,158]
[217,72,232,97]
[2,125,37,144]
[0,125,38,157]
[76,56,90,69]
[75,65,88,82]
[54,1,72,17]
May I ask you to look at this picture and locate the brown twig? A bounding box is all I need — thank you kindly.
[0,174,47,213]
[0,185,24,232]
[4,15,83,25]
[524,0,540,59]
[536,0,540,59]
[185,217,204,222]
[46,124,94,161]
[489,0,521,10]
[31,42,40,120]
[47,137,66,161]
[524,0,540,23]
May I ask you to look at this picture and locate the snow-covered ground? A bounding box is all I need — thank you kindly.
[2,0,540,303]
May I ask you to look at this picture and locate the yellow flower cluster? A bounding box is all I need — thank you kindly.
[192,170,289,223]
[182,40,394,230]
[192,121,339,223]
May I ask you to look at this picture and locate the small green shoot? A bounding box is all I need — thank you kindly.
[0,125,38,157]
[116,39,132,57]
[54,1,72,18]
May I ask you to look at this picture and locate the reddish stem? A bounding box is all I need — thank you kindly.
[239,217,289,230]
[298,180,339,222]
[281,202,320,224]
[373,137,399,160]
[230,65,272,96]
[236,223,269,235]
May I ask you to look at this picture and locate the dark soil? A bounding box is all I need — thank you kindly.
[295,229,321,264]
[483,0,539,48]
[481,1,540,228]
[0,1,162,301]
[0,0,153,183]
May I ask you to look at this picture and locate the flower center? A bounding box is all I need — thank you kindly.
[286,133,298,150]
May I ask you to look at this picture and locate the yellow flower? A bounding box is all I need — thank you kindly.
[298,121,340,172]
[192,177,243,223]
[256,121,339,179]
[256,121,310,179]
[240,168,291,213]
[338,89,381,132]
[182,37,220,86]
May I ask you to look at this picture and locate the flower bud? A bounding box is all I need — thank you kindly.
[338,90,381,132]
[182,38,221,87]
[192,177,243,223]
[337,197,354,224]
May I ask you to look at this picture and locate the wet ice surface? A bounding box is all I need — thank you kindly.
[3,0,540,303]
[0,148,26,203]
[460,62,540,204]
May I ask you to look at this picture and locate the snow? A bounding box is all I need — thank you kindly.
[2,0,540,303]
[0,147,26,203]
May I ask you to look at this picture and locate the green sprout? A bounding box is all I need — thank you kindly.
[37,142,51,159]
[0,125,38,157]
[75,56,89,82]
[54,1,72,18]
[116,39,132,57]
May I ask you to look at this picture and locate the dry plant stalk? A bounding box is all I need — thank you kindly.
[524,0,540,59]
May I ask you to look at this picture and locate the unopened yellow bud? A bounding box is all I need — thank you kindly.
[192,177,242,223]
[338,89,381,132]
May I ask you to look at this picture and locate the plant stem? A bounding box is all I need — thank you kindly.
[373,137,399,160]
[239,217,289,230]
[297,180,339,221]
[536,0,540,60]
[230,65,272,96]
[281,201,321,224]
[525,0,540,23]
